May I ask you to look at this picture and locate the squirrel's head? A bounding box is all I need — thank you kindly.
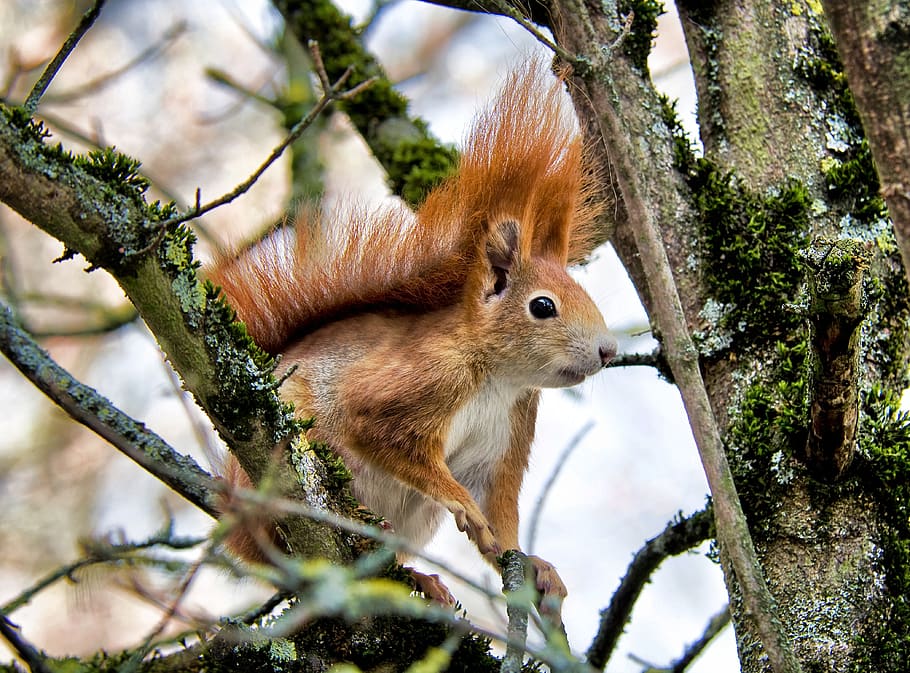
[417,61,615,387]
[470,218,616,389]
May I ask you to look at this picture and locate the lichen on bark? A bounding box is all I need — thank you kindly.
[674,1,910,669]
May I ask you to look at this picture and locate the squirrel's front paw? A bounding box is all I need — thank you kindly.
[449,502,502,556]
[528,555,568,630]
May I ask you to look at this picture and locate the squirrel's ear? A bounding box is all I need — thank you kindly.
[485,219,519,297]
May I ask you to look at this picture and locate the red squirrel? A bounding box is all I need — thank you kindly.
[208,62,616,616]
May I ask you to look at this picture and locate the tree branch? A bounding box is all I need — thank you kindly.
[802,238,870,481]
[0,300,218,516]
[482,0,579,65]
[1,528,207,615]
[669,605,731,673]
[272,0,459,205]
[627,605,730,673]
[159,41,376,232]
[586,507,715,670]
[42,21,187,105]
[0,615,52,673]
[526,420,594,554]
[0,101,349,563]
[499,551,531,673]
[419,0,554,27]
[555,1,802,670]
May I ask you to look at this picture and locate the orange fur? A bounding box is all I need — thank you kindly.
[209,62,616,618]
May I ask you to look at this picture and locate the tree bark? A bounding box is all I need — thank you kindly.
[673,1,910,670]
[821,0,910,287]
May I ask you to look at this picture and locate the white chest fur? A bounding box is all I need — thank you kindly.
[444,380,523,504]
[346,379,526,553]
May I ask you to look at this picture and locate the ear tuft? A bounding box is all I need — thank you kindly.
[485,220,519,297]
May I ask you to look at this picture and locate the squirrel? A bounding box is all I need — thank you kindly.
[208,61,617,621]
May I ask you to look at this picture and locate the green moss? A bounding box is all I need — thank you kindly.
[200,279,299,445]
[867,264,910,390]
[385,133,458,206]
[794,26,860,129]
[822,140,888,226]
[273,0,458,207]
[617,0,664,76]
[659,94,697,173]
[794,14,888,229]
[689,161,810,350]
[726,340,810,521]
[310,441,352,488]
[663,64,811,355]
[75,147,149,200]
[5,101,177,229]
[854,386,910,671]
[0,650,154,673]
[204,613,501,673]
[1,103,52,144]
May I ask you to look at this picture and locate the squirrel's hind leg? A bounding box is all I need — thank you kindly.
[404,567,457,606]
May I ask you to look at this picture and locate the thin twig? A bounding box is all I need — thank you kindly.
[160,352,224,471]
[670,605,730,672]
[43,21,187,104]
[205,67,278,109]
[120,543,215,673]
[0,215,22,315]
[525,420,594,554]
[606,350,660,369]
[586,507,715,670]
[499,551,530,673]
[33,109,185,206]
[2,529,206,615]
[235,590,292,626]
[114,571,212,628]
[486,0,579,65]
[23,0,107,114]
[0,302,506,618]
[582,42,802,673]
[2,48,38,99]
[627,605,730,673]
[146,41,377,238]
[9,290,138,337]
[604,9,636,57]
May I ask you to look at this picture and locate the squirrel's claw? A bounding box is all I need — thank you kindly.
[407,568,457,606]
[450,501,502,556]
[528,554,568,634]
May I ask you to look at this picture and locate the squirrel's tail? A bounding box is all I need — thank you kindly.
[418,60,601,267]
[208,203,471,354]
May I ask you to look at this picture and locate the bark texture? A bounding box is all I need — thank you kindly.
[821,0,910,287]
[671,1,908,670]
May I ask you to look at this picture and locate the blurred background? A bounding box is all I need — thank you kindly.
[0,1,734,670]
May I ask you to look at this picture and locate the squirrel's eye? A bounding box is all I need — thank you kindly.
[529,296,557,319]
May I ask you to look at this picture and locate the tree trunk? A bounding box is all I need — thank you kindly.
[556,0,910,670]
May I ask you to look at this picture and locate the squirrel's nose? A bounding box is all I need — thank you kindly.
[599,337,618,366]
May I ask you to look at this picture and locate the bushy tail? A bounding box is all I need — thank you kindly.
[208,204,471,353]
[418,60,600,266]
